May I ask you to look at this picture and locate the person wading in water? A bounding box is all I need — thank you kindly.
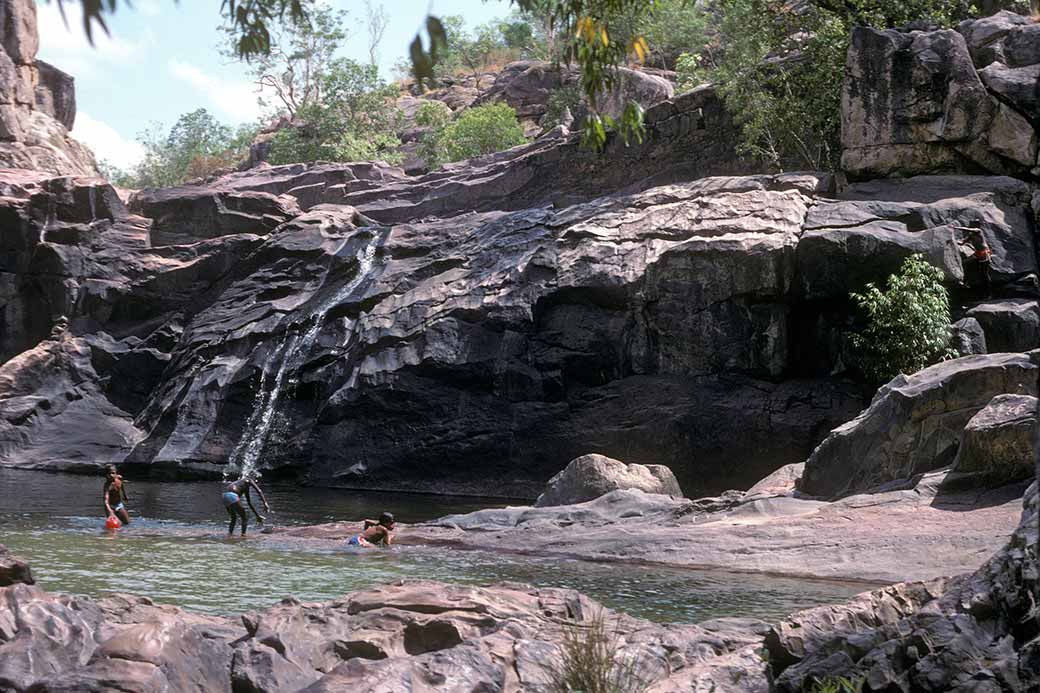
[103,464,131,526]
[347,512,396,547]
[222,476,270,536]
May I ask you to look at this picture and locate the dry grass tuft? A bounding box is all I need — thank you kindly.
[546,610,649,693]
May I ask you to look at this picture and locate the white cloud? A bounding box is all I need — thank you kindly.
[168,60,262,123]
[36,1,148,76]
[136,0,163,17]
[72,112,145,170]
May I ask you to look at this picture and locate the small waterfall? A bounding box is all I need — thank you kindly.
[227,237,377,480]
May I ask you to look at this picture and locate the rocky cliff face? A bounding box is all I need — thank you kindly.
[0,0,97,176]
[843,12,1040,181]
[1,127,1036,497]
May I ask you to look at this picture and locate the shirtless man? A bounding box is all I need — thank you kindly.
[347,512,396,547]
[954,226,993,296]
[103,464,130,525]
[222,476,270,536]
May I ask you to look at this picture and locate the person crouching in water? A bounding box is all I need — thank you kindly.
[222,476,270,536]
[347,512,396,547]
[103,464,130,525]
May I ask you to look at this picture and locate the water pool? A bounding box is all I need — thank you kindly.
[0,469,866,623]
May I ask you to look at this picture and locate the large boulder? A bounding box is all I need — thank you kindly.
[534,454,683,507]
[801,351,1039,499]
[953,393,1037,481]
[965,298,1040,353]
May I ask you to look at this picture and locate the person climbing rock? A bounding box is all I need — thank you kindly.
[103,464,130,526]
[347,512,396,547]
[954,225,993,296]
[222,475,270,536]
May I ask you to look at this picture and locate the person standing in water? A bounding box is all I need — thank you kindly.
[222,476,270,536]
[103,464,130,526]
[347,512,396,547]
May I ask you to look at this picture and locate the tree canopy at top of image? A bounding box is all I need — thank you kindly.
[49,0,661,150]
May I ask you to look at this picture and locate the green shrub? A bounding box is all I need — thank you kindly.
[675,52,711,94]
[420,101,526,170]
[850,254,955,384]
[710,0,979,171]
[266,58,402,166]
[542,85,583,129]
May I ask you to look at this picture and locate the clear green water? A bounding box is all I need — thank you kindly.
[0,469,866,623]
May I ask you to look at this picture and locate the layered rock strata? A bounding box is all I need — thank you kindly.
[1,158,1037,497]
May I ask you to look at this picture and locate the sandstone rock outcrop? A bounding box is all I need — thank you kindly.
[953,393,1037,480]
[0,0,97,176]
[766,480,1040,691]
[0,555,769,693]
[801,351,1039,498]
[534,453,683,507]
[843,13,1040,181]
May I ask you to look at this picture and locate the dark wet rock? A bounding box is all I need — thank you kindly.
[801,351,1039,499]
[0,544,32,586]
[128,187,301,246]
[951,317,987,356]
[534,453,683,507]
[966,298,1040,353]
[953,394,1037,482]
[766,481,1040,692]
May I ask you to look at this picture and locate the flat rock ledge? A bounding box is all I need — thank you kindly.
[283,470,1027,585]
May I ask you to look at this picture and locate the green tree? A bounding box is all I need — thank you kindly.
[850,254,955,385]
[638,0,710,68]
[419,102,527,170]
[221,0,347,118]
[63,0,655,151]
[709,0,977,171]
[266,58,402,165]
[135,109,243,187]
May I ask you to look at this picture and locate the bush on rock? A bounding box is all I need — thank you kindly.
[419,101,527,170]
[850,254,955,384]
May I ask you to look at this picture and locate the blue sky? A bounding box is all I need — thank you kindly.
[36,0,513,168]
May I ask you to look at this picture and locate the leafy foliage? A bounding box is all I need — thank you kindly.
[542,85,584,128]
[546,610,649,693]
[104,109,255,189]
[220,0,347,119]
[637,0,711,68]
[709,0,979,171]
[419,102,527,170]
[675,51,711,94]
[266,58,402,165]
[850,254,955,385]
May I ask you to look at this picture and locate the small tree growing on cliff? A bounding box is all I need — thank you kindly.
[850,254,955,385]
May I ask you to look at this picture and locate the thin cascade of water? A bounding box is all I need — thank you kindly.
[228,238,378,480]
